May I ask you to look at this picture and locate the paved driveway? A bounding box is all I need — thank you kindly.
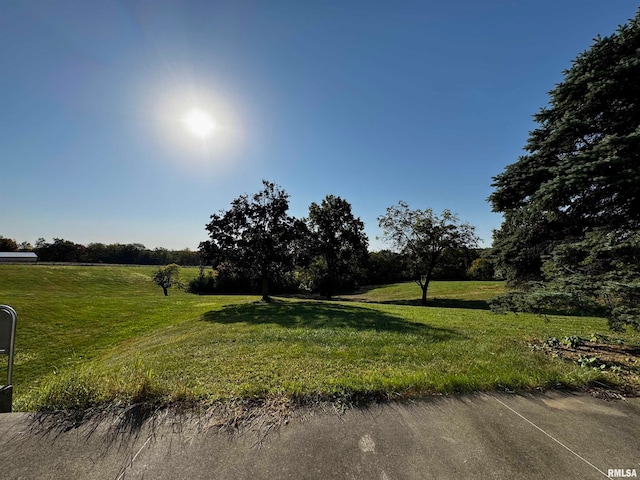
[1,392,638,479]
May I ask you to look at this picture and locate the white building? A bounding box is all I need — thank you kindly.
[0,252,38,263]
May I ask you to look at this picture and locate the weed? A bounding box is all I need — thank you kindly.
[577,355,603,369]
[544,337,560,348]
[562,335,585,349]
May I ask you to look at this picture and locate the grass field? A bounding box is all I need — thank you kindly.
[1,264,638,412]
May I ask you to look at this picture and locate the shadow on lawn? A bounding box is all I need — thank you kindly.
[373,298,491,310]
[329,293,490,311]
[331,284,492,311]
[202,300,462,341]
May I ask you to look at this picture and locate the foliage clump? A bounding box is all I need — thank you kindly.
[378,201,478,305]
[304,195,369,299]
[489,9,640,331]
[187,266,216,294]
[200,181,304,302]
[152,263,182,296]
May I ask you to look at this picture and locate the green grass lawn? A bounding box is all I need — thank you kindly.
[1,265,638,412]
[336,281,507,308]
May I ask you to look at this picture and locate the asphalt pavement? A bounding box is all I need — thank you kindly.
[1,391,638,479]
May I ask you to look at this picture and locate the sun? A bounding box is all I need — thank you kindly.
[149,82,242,162]
[182,109,217,139]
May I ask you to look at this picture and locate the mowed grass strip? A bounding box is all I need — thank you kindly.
[1,266,638,412]
[336,281,507,308]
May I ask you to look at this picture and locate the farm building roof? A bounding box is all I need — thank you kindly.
[0,252,38,261]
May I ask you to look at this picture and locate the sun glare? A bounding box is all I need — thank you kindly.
[183,109,217,139]
[148,81,243,167]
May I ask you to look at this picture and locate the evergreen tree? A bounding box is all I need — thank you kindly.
[490,9,640,330]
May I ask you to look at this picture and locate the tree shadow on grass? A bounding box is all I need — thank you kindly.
[202,300,463,342]
[327,292,490,311]
[374,298,491,310]
[328,284,492,311]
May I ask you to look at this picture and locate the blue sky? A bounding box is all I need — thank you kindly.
[1,1,636,251]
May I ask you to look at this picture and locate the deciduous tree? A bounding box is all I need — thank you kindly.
[200,181,302,302]
[365,250,411,285]
[378,202,478,305]
[307,195,368,299]
[0,236,18,252]
[152,263,182,296]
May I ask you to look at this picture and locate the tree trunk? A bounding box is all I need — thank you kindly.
[162,286,168,297]
[325,275,333,300]
[261,277,271,303]
[421,283,428,306]
[324,259,335,300]
[420,257,438,306]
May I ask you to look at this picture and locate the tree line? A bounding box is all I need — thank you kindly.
[0,236,200,266]
[1,229,491,294]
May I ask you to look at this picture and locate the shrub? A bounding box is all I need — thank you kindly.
[187,266,216,294]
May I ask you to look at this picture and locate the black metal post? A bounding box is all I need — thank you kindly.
[0,385,12,413]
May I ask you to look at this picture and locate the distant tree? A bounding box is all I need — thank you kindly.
[27,239,199,265]
[35,238,84,262]
[200,180,302,302]
[489,9,640,330]
[152,263,182,296]
[365,250,411,285]
[430,247,479,280]
[467,257,495,280]
[0,236,18,252]
[306,195,368,299]
[169,248,200,266]
[18,241,33,252]
[86,243,108,263]
[378,202,478,305]
[115,243,146,264]
[146,247,168,265]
